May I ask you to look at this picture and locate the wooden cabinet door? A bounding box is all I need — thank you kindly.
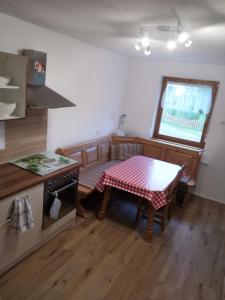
[0,184,43,275]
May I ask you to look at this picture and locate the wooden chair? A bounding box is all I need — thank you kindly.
[159,165,185,231]
[135,165,185,231]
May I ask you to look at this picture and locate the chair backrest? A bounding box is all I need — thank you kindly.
[168,164,185,199]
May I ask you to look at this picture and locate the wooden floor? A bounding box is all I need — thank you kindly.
[0,192,225,300]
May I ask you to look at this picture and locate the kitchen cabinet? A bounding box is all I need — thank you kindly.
[0,184,43,275]
[0,162,79,276]
[0,51,27,120]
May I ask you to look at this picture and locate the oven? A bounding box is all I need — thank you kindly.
[42,170,78,229]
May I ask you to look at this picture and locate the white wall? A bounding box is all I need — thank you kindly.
[122,59,225,203]
[1,12,224,204]
[0,13,128,150]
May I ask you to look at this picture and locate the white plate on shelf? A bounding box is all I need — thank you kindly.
[0,102,16,116]
[0,76,10,87]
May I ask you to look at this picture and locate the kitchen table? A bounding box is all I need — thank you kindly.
[96,155,182,241]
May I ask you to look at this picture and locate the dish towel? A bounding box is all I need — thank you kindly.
[49,193,61,220]
[10,195,35,234]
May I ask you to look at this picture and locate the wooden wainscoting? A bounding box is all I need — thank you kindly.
[0,108,47,164]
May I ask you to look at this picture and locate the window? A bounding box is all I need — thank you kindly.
[154,77,219,148]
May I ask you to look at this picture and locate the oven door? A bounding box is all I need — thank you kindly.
[43,176,78,229]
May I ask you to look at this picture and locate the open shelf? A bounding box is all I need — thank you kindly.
[0,51,27,121]
[0,85,20,89]
[0,115,21,120]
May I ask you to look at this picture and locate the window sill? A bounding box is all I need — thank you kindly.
[150,138,204,153]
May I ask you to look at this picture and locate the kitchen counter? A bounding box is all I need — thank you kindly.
[0,162,80,201]
[0,160,80,276]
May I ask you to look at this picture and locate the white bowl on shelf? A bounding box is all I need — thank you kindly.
[0,76,10,87]
[0,102,16,116]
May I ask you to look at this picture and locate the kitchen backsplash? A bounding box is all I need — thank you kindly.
[0,109,47,164]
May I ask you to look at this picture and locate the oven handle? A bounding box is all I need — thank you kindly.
[48,179,77,197]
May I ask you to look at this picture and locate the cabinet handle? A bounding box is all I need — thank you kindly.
[0,218,12,227]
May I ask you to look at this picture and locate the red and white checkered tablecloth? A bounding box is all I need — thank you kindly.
[96,155,182,209]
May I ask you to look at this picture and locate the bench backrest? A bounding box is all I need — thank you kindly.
[56,135,112,170]
[57,135,202,182]
[112,136,203,180]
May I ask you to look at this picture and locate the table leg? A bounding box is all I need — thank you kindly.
[146,202,154,242]
[97,187,111,220]
[161,203,169,231]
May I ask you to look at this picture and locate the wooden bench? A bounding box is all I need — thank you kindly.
[56,136,144,216]
[57,135,203,216]
[57,135,113,216]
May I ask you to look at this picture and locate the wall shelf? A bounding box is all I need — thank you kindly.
[0,51,27,121]
[0,85,20,89]
[0,115,21,120]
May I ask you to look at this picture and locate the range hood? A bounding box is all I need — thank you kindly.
[23,49,75,109]
[26,86,75,109]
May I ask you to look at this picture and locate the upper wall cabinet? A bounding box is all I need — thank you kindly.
[0,51,27,120]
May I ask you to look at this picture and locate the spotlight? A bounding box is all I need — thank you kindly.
[167,40,177,50]
[141,36,150,47]
[178,32,189,44]
[185,39,192,47]
[144,46,151,56]
[134,43,141,51]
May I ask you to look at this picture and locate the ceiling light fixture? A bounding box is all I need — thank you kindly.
[133,9,192,55]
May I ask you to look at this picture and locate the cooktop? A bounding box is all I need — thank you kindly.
[10,151,78,176]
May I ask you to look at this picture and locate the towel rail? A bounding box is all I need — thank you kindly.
[0,218,12,227]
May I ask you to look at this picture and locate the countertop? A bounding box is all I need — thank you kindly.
[0,162,80,201]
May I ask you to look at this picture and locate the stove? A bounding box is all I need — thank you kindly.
[10,151,78,176]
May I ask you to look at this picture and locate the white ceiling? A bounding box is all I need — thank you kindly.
[0,0,225,64]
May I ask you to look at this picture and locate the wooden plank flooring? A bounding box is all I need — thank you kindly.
[0,192,225,300]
